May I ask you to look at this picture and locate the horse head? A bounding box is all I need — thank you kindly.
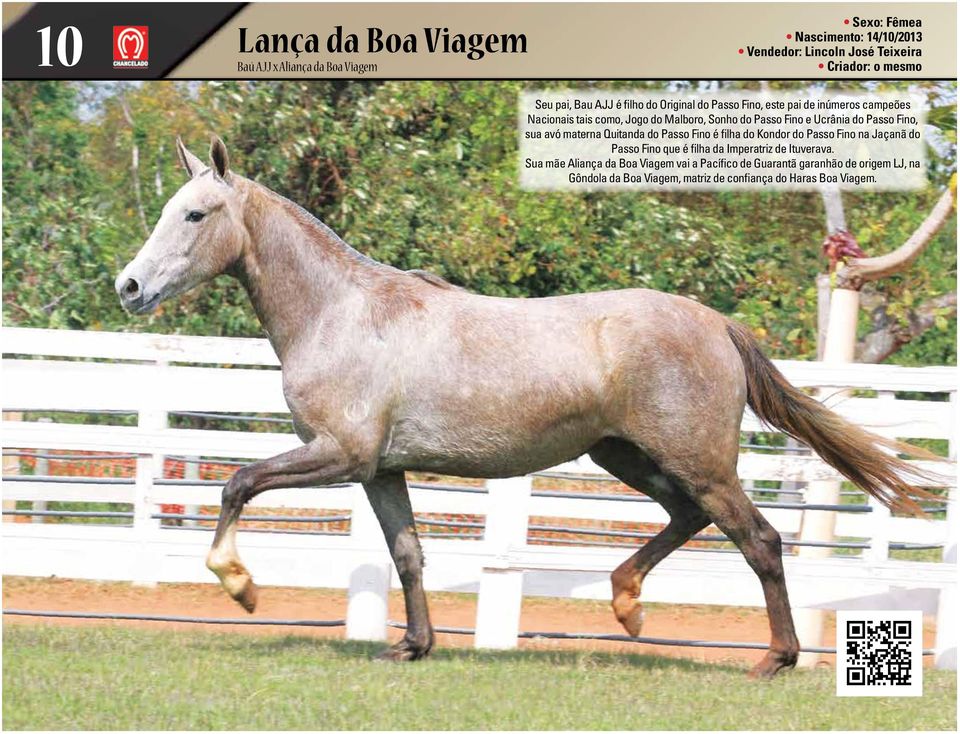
[115,136,247,314]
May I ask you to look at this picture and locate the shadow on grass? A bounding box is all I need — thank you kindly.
[192,633,747,675]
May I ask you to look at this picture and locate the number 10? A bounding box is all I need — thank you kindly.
[37,26,83,68]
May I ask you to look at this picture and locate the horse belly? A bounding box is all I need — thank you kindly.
[379,407,605,478]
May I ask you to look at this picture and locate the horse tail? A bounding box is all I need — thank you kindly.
[725,320,946,514]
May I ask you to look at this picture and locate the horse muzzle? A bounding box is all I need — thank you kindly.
[116,273,161,314]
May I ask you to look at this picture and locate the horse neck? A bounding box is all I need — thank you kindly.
[235,179,385,361]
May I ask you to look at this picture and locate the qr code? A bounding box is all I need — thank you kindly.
[836,610,922,697]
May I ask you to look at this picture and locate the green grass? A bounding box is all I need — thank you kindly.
[3,625,956,730]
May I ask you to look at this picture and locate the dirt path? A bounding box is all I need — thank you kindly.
[3,576,841,669]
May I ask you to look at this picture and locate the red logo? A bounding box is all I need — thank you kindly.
[113,26,149,68]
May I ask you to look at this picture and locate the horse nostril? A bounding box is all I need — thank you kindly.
[123,278,141,299]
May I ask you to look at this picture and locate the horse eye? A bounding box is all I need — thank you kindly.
[186,210,205,223]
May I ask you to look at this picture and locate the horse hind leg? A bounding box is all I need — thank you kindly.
[589,439,710,637]
[609,506,709,636]
[682,473,800,679]
[594,436,799,678]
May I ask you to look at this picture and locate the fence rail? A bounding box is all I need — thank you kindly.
[9,608,915,656]
[2,327,957,669]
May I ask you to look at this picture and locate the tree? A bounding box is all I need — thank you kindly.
[2,79,955,368]
[846,186,957,362]
[2,81,107,329]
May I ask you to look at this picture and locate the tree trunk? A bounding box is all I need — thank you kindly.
[119,94,149,236]
[857,291,957,363]
[820,185,847,234]
[155,142,164,198]
[837,188,955,288]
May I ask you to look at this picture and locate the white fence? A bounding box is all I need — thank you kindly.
[1,327,956,666]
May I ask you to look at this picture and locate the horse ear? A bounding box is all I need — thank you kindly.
[209,136,231,181]
[175,136,204,178]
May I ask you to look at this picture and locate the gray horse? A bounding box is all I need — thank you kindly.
[116,137,940,678]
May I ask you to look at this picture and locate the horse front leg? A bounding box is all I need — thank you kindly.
[363,472,435,661]
[207,436,372,612]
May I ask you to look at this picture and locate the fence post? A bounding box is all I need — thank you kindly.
[183,457,201,527]
[780,437,806,499]
[942,391,958,568]
[794,298,859,668]
[934,391,957,669]
[346,484,390,641]
[864,392,898,564]
[794,472,836,667]
[132,400,166,587]
[31,418,52,523]
[865,496,891,563]
[816,272,831,360]
[475,476,531,650]
[2,412,22,522]
[935,579,958,670]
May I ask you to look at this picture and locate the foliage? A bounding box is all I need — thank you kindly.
[2,80,955,365]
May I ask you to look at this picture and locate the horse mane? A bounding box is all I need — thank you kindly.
[406,269,462,291]
[245,178,464,333]
[248,178,389,271]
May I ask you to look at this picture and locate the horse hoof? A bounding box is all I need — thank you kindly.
[747,663,777,680]
[747,650,797,680]
[375,647,415,663]
[618,604,645,637]
[375,640,430,662]
[232,578,259,614]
